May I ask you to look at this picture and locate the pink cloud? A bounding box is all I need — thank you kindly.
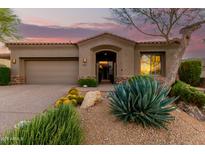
[22,16,58,26]
[69,22,120,30]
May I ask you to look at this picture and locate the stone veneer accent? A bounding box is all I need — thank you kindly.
[115,76,130,84]
[11,75,25,85]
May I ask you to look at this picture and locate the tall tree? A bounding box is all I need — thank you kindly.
[111,8,205,86]
[0,8,20,42]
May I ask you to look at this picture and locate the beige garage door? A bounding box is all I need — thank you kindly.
[25,60,78,84]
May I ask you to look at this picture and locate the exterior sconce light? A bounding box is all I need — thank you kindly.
[11,58,16,64]
[82,58,87,64]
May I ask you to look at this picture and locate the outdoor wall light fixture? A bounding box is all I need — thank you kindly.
[11,58,16,64]
[82,58,87,64]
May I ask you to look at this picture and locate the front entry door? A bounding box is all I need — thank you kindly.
[96,51,116,84]
[97,61,114,84]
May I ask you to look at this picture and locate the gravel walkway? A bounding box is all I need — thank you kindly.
[78,94,205,144]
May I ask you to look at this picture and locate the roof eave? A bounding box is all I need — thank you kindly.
[77,32,136,45]
[5,42,77,47]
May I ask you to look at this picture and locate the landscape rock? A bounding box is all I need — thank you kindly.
[178,101,205,121]
[80,91,102,109]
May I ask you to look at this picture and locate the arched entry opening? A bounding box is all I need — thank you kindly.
[96,51,116,84]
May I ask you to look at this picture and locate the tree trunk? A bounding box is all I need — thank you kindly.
[165,21,205,87]
[165,44,186,87]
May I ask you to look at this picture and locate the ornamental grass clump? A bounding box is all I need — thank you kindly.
[0,104,83,145]
[108,76,178,129]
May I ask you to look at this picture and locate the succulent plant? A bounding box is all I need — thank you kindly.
[68,87,79,96]
[66,94,78,100]
[76,95,84,105]
[108,76,178,129]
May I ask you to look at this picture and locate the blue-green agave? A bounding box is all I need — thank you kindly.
[108,76,178,129]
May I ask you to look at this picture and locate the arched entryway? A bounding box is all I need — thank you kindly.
[96,51,117,84]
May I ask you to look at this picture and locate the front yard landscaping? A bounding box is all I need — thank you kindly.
[78,95,205,144]
[1,74,205,144]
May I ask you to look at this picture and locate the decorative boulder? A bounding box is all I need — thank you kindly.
[80,91,102,109]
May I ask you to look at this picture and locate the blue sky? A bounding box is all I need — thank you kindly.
[10,8,205,58]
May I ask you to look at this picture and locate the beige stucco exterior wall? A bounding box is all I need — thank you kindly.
[78,35,136,79]
[0,59,10,67]
[9,45,78,79]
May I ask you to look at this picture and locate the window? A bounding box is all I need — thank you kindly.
[140,52,165,76]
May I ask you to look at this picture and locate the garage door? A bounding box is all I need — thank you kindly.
[25,60,78,84]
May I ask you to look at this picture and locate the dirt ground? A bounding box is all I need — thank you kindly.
[78,95,205,145]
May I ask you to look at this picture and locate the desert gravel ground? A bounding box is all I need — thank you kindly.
[78,93,205,145]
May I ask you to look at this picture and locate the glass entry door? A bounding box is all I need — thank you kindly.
[96,51,117,84]
[97,61,114,84]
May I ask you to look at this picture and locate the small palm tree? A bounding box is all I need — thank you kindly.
[0,8,20,42]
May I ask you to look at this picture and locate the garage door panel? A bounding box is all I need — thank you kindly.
[26,61,78,84]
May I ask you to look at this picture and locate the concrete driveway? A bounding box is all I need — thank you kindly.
[0,84,73,135]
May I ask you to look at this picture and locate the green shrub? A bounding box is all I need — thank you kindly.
[178,59,202,86]
[108,76,178,129]
[0,105,83,145]
[0,67,10,85]
[171,80,205,107]
[78,77,97,87]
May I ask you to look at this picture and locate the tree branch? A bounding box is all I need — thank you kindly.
[122,9,164,37]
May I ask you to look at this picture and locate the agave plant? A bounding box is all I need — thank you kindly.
[108,76,178,129]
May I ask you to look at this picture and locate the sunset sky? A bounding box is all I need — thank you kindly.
[11,8,205,59]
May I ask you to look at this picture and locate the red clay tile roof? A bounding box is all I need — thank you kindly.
[6,42,76,46]
[138,40,181,45]
[5,33,181,46]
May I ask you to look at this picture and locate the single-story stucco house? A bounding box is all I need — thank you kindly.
[3,32,181,84]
